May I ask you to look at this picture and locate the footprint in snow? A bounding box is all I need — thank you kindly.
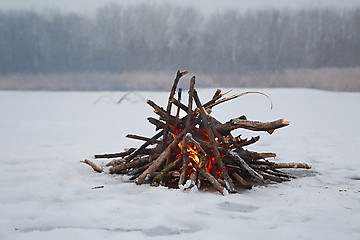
[218,202,259,213]
[142,224,202,237]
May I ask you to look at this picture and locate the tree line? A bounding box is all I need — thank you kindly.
[0,3,359,75]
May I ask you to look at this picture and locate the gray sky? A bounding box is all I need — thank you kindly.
[1,0,360,14]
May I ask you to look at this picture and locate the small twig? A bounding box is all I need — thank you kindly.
[206,91,273,110]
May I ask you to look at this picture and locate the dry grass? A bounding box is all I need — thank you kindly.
[0,68,359,92]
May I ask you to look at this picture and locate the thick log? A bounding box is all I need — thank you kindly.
[193,90,237,193]
[135,129,186,185]
[81,159,103,173]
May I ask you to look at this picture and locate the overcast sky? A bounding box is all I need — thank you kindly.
[1,0,360,14]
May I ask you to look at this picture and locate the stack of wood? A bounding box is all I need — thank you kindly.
[83,71,311,194]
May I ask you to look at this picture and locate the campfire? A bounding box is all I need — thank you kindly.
[82,71,311,194]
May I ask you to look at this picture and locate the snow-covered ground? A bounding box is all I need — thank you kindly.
[0,89,359,240]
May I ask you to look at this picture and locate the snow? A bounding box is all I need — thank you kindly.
[0,89,359,240]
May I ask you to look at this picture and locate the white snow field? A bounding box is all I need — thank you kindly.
[0,89,359,240]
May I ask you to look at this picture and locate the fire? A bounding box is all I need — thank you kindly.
[171,125,223,179]
[186,145,200,164]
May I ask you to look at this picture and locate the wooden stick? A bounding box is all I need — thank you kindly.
[125,130,164,162]
[162,70,188,150]
[95,148,136,159]
[234,135,260,147]
[217,118,290,134]
[135,129,186,185]
[170,97,188,112]
[106,158,127,167]
[126,134,161,144]
[258,170,289,183]
[250,160,312,170]
[227,150,264,182]
[176,88,182,118]
[147,117,166,130]
[185,76,196,132]
[231,172,253,189]
[179,77,196,186]
[212,89,222,100]
[179,134,191,187]
[206,91,273,110]
[247,151,277,160]
[186,171,198,189]
[272,162,311,169]
[147,100,178,126]
[81,159,103,173]
[203,89,232,109]
[197,167,226,195]
[266,169,296,179]
[152,157,182,184]
[109,157,151,174]
[193,90,237,193]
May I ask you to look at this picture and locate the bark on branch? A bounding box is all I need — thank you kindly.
[217,118,290,134]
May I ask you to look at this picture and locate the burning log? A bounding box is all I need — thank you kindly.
[84,71,311,195]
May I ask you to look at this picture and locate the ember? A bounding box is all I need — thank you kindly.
[82,71,311,194]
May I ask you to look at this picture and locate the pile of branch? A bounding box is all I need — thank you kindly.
[83,71,311,194]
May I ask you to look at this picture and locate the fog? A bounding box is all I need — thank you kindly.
[0,1,360,91]
[2,0,360,13]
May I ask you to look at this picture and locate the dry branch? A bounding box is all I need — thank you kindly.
[81,159,103,173]
[95,148,136,159]
[217,118,289,134]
